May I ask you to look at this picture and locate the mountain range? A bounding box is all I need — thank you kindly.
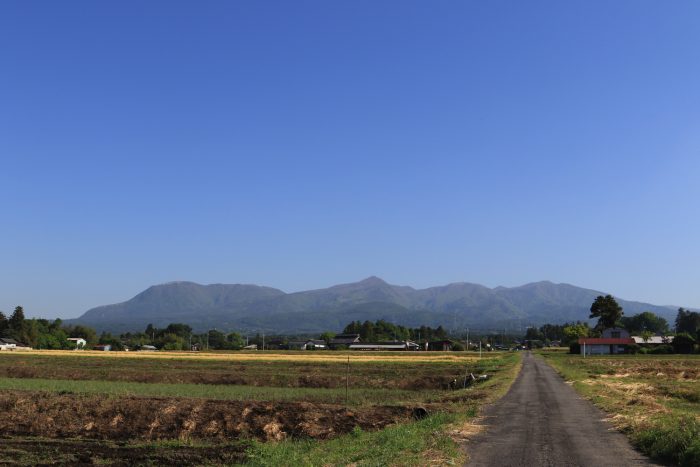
[69,277,680,334]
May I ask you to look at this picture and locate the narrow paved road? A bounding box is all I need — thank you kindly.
[465,352,659,467]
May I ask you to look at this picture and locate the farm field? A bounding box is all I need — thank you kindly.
[541,352,700,466]
[0,350,521,466]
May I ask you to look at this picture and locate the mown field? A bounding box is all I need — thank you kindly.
[541,352,700,466]
[0,350,521,466]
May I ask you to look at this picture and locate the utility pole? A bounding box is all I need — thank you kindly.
[479,341,482,358]
[262,332,265,351]
[345,355,350,406]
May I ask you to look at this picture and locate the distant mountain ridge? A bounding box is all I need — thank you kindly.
[69,277,680,334]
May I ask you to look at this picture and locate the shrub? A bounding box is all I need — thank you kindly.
[626,343,640,354]
[569,342,580,354]
[672,333,696,354]
[649,345,673,354]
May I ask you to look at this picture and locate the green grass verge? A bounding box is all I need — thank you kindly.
[244,412,461,467]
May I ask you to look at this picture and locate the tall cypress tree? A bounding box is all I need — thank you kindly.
[8,306,25,333]
[0,311,8,335]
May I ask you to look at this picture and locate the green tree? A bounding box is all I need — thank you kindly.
[639,330,654,343]
[8,306,25,334]
[226,332,245,349]
[207,329,227,349]
[589,295,623,330]
[160,333,186,350]
[562,323,589,344]
[320,331,335,343]
[621,312,669,334]
[98,332,124,351]
[49,318,62,331]
[525,327,542,341]
[671,333,696,354]
[164,323,192,339]
[0,311,8,336]
[675,308,700,334]
[360,321,375,341]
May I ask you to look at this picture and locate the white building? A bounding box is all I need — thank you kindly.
[67,337,87,349]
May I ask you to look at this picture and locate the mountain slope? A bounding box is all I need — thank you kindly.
[70,278,679,334]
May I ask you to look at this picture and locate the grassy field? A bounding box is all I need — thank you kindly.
[0,349,522,466]
[541,352,700,466]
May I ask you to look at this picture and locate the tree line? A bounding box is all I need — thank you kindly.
[341,320,449,342]
[0,306,100,350]
[526,296,700,354]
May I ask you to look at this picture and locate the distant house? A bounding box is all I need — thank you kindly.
[139,345,158,351]
[348,341,418,351]
[0,338,17,351]
[304,340,327,350]
[579,328,633,355]
[427,340,453,351]
[0,338,31,351]
[242,344,258,350]
[93,344,111,351]
[67,337,87,350]
[284,340,308,350]
[329,334,361,349]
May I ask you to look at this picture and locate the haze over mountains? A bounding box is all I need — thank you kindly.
[70,277,679,334]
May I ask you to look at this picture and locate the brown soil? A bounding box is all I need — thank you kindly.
[0,391,412,442]
[0,438,247,466]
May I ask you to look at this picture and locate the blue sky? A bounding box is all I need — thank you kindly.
[2,1,699,318]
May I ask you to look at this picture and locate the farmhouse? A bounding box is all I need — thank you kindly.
[93,344,112,351]
[329,333,361,349]
[0,338,31,351]
[579,328,633,355]
[285,340,307,350]
[427,340,453,351]
[67,337,87,349]
[348,341,419,351]
[0,338,17,351]
[303,340,327,350]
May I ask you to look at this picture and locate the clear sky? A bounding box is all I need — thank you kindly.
[2,1,699,318]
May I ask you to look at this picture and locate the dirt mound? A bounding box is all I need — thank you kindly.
[0,391,412,442]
